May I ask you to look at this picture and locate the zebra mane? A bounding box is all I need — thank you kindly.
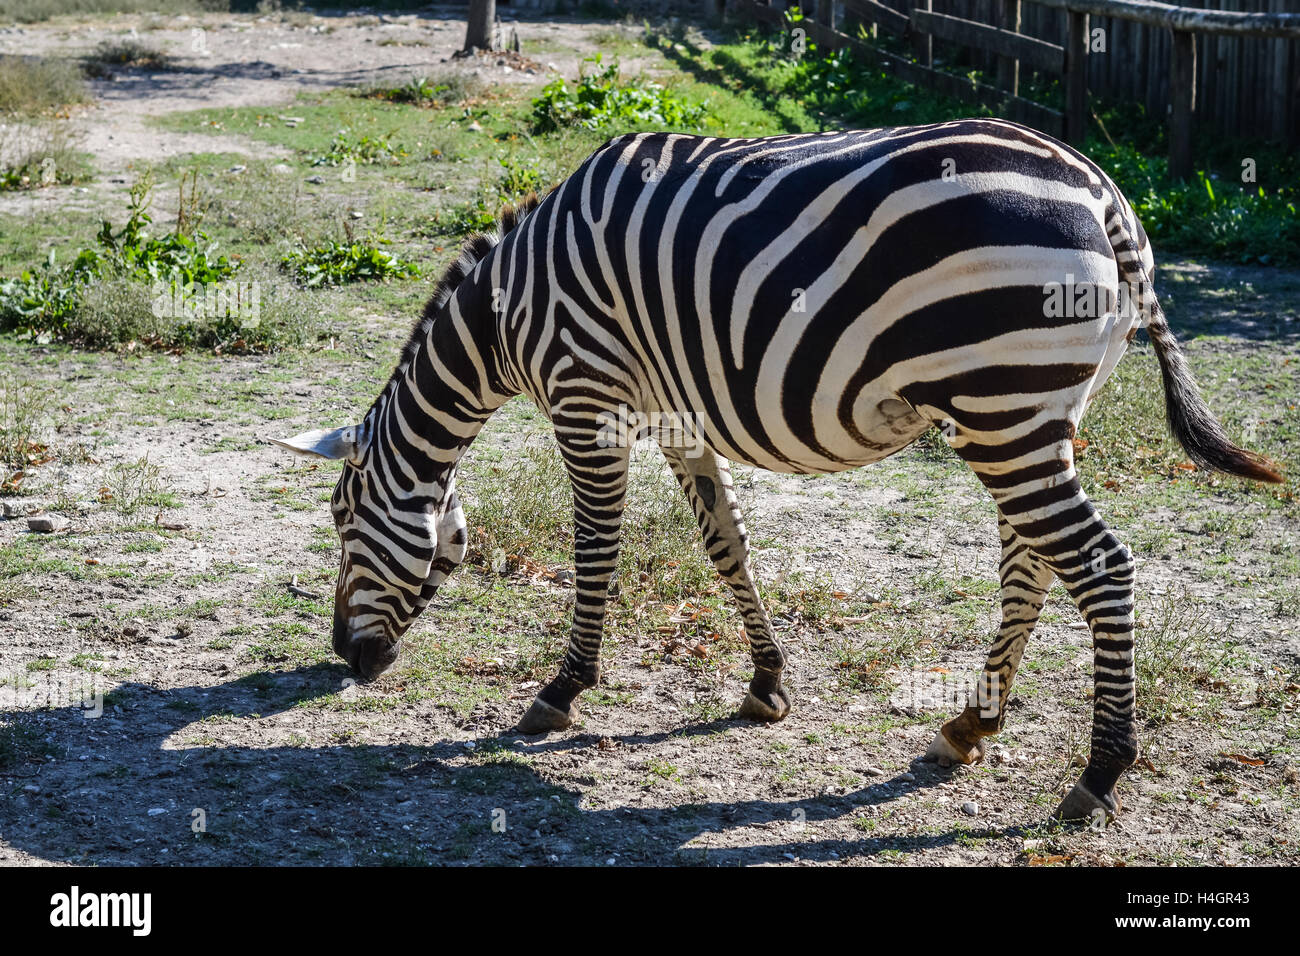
[375,192,542,405]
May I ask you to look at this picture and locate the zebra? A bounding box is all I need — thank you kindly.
[272,120,1281,821]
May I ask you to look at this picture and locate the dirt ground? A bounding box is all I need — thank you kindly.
[1,9,1297,867]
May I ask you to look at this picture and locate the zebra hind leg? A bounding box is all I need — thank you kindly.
[662,448,790,722]
[946,426,1138,822]
[925,513,1055,766]
[515,433,631,735]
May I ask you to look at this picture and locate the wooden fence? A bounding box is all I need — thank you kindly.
[725,0,1300,178]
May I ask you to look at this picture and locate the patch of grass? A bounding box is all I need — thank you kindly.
[360,73,484,109]
[0,121,90,192]
[1135,594,1235,725]
[82,39,172,78]
[98,455,175,516]
[0,372,52,479]
[0,54,88,115]
[0,717,55,768]
[69,268,315,351]
[463,435,711,603]
[0,0,205,22]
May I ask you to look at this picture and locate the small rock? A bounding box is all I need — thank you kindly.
[466,120,483,132]
[228,164,247,173]
[27,513,69,533]
[961,800,979,816]
[147,807,167,816]
[271,163,293,175]
[349,210,364,219]
[899,771,915,783]
[305,175,325,184]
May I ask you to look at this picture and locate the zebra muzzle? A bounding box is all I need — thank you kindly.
[333,611,400,680]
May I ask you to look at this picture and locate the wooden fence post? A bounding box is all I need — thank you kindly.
[913,0,933,69]
[1168,28,1197,180]
[1065,9,1089,145]
[816,0,835,30]
[998,0,1021,95]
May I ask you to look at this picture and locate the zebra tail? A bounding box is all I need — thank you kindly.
[1142,291,1283,484]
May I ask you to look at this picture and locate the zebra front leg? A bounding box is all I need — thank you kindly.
[515,435,631,735]
[662,448,790,722]
[926,513,1054,766]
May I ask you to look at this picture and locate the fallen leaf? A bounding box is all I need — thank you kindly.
[1218,752,1265,767]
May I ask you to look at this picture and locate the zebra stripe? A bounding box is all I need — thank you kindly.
[276,118,1280,821]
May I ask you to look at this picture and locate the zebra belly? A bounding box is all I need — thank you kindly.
[683,392,930,475]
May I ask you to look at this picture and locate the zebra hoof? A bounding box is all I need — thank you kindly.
[1054,780,1121,823]
[924,727,986,767]
[737,685,791,723]
[514,697,579,735]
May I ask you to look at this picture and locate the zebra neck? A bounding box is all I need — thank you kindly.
[369,293,515,499]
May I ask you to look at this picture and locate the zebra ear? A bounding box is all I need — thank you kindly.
[269,424,366,462]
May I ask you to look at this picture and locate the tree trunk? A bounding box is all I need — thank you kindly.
[464,0,497,53]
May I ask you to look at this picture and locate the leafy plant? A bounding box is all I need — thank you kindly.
[531,54,708,132]
[312,128,409,167]
[498,156,546,198]
[1094,142,1300,266]
[280,233,419,287]
[0,173,240,337]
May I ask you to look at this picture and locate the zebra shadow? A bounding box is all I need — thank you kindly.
[0,665,1028,866]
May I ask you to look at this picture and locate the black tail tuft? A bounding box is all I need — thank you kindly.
[1145,303,1283,484]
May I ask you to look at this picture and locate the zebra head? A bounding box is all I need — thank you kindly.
[271,421,468,680]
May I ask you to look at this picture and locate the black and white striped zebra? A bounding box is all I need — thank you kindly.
[273,119,1281,821]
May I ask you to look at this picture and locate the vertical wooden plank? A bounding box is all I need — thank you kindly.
[912,0,933,69]
[1066,10,1088,146]
[1198,23,1213,136]
[1146,19,1161,117]
[1130,22,1142,105]
[816,0,835,31]
[1169,29,1196,181]
[1278,0,1295,142]
[1119,18,1132,102]
[1215,13,1229,136]
[998,0,1021,95]
[1227,0,1241,138]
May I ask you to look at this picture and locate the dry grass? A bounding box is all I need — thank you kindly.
[0,54,87,115]
[82,38,173,78]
